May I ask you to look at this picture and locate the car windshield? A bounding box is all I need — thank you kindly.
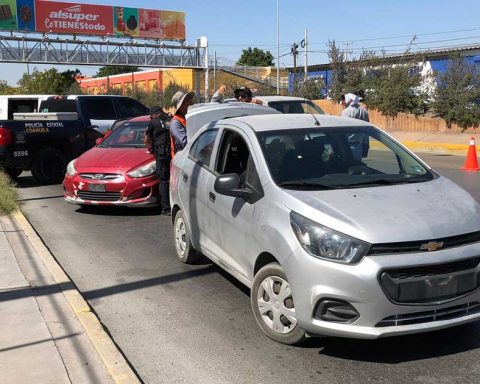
[100,121,148,148]
[257,126,435,190]
[268,100,325,114]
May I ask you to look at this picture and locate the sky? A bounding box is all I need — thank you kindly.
[2,0,480,85]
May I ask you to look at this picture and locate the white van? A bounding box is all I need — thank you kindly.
[0,95,54,120]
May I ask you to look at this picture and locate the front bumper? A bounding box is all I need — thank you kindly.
[63,173,159,207]
[284,242,480,339]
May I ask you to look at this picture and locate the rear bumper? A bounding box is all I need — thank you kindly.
[0,148,30,169]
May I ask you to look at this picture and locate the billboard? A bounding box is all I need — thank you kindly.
[0,0,186,40]
[35,1,114,36]
[17,0,35,31]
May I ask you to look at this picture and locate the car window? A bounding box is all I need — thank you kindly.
[268,101,325,114]
[189,129,218,167]
[216,130,263,195]
[115,98,149,118]
[244,154,262,192]
[101,121,148,147]
[216,130,251,176]
[84,99,116,120]
[257,126,434,189]
[39,99,77,113]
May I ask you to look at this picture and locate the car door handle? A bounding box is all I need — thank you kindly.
[182,173,188,182]
[209,192,216,203]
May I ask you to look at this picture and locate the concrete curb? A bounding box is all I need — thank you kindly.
[401,141,469,154]
[13,211,141,384]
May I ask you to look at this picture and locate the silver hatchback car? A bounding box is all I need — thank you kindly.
[170,113,480,345]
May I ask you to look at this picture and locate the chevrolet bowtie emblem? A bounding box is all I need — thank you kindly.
[420,241,444,252]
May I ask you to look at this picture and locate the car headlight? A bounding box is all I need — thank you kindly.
[290,211,370,264]
[66,159,77,176]
[127,160,156,178]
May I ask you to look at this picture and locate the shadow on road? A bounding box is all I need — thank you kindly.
[75,205,162,217]
[14,174,60,189]
[17,195,64,202]
[297,321,480,363]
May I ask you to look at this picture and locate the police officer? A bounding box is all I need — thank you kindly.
[144,107,172,215]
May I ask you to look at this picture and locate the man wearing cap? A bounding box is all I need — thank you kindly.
[341,93,369,122]
[170,91,195,153]
[144,107,173,215]
[234,86,262,105]
[341,93,370,159]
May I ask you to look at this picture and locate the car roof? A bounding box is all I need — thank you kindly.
[186,102,280,140]
[187,101,276,115]
[254,96,315,102]
[217,113,373,132]
[126,115,151,122]
[47,95,135,100]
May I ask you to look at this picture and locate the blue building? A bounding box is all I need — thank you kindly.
[289,45,480,98]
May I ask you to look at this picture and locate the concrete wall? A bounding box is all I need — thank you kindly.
[314,99,479,134]
[79,68,197,94]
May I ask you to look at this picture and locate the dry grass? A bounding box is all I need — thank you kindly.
[0,171,18,215]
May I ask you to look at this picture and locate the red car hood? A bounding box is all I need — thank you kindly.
[75,147,154,173]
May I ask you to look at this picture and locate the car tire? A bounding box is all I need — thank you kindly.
[2,167,23,179]
[31,148,66,185]
[173,209,199,264]
[251,263,306,345]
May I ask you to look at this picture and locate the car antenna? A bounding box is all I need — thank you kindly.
[311,114,321,126]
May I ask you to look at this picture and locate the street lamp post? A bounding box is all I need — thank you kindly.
[276,0,279,95]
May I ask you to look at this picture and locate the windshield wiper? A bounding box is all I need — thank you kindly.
[340,176,431,188]
[278,182,340,190]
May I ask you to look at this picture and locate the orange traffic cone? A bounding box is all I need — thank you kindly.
[462,137,479,171]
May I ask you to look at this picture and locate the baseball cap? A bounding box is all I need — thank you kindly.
[234,86,253,99]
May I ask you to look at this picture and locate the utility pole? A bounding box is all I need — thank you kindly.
[343,41,351,62]
[213,50,217,94]
[291,42,299,74]
[303,28,308,79]
[276,0,280,95]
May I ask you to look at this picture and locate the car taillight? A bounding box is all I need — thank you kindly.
[0,127,12,145]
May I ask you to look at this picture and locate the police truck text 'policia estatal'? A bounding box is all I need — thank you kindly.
[45,11,106,31]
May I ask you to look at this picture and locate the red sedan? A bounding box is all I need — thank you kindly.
[63,116,159,207]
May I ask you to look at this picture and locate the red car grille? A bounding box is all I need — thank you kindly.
[77,191,122,201]
[80,173,122,181]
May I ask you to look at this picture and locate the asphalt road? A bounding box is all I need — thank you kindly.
[16,153,480,384]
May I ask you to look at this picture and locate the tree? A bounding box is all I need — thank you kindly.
[292,76,325,100]
[96,66,141,78]
[17,68,81,94]
[362,54,428,117]
[125,85,163,109]
[327,40,347,101]
[0,80,14,95]
[162,81,189,109]
[237,47,274,67]
[431,56,480,130]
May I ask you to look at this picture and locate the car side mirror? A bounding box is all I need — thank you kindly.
[214,173,256,203]
[95,137,103,145]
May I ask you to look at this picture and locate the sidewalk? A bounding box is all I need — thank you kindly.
[386,131,478,155]
[0,213,140,384]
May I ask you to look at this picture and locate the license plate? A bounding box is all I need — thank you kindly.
[88,184,106,192]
